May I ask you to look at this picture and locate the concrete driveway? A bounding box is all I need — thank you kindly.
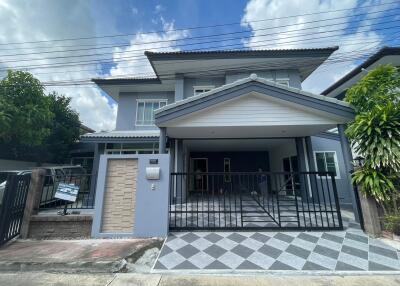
[154,213,400,271]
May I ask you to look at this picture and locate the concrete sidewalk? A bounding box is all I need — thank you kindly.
[1,272,400,286]
[0,239,162,273]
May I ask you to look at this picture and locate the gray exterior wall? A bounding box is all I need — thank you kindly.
[92,154,170,238]
[310,136,352,206]
[225,69,302,89]
[116,91,174,130]
[115,70,303,130]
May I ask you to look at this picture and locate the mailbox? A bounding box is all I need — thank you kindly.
[146,167,160,180]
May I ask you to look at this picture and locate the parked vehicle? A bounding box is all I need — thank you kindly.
[0,170,32,206]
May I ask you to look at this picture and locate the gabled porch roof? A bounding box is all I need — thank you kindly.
[155,74,354,128]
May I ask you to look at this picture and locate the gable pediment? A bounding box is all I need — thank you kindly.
[167,92,344,127]
[155,77,354,126]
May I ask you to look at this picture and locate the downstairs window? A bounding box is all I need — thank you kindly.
[314,151,340,178]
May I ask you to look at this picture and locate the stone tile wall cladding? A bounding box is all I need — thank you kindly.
[27,215,92,239]
[101,158,138,233]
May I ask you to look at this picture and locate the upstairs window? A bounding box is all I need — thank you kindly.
[136,99,167,126]
[193,85,214,96]
[314,151,340,178]
[276,79,290,87]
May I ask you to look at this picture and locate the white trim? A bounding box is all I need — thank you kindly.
[313,150,341,179]
[193,85,215,96]
[135,99,168,126]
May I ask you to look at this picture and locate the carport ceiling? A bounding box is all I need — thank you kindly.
[184,138,294,151]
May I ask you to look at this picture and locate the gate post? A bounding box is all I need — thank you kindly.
[20,169,46,239]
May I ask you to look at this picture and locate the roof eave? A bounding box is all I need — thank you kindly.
[144,47,339,61]
[91,77,161,86]
[321,46,400,96]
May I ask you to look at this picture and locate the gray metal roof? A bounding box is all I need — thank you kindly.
[92,77,160,85]
[144,47,339,58]
[80,130,160,143]
[92,47,339,87]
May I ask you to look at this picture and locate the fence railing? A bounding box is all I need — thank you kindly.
[0,174,31,247]
[169,171,343,231]
[39,173,95,210]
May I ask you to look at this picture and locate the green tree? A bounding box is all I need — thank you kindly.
[0,71,53,149]
[44,92,81,163]
[0,71,82,163]
[345,65,400,213]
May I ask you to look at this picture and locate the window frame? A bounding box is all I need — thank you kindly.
[104,142,161,155]
[193,85,215,96]
[313,151,341,179]
[135,99,168,126]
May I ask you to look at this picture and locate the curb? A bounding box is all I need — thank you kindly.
[0,261,117,274]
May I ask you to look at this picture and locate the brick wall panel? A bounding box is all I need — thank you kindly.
[101,159,137,233]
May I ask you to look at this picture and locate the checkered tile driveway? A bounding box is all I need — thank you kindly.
[153,214,400,271]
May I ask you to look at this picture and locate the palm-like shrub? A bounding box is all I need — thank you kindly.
[345,65,400,214]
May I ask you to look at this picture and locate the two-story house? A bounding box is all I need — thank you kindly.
[82,47,360,232]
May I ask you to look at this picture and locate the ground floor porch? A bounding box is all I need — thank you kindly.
[167,136,355,231]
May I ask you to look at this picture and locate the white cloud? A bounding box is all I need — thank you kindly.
[131,7,138,15]
[0,1,188,131]
[241,0,389,93]
[110,19,189,77]
[0,0,116,131]
[155,4,165,14]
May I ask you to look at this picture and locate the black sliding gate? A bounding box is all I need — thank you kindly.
[0,174,31,247]
[169,172,343,231]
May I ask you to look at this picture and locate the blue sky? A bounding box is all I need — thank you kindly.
[0,0,399,130]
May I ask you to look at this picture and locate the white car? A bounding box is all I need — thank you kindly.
[0,170,32,206]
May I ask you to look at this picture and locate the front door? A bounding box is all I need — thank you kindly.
[190,158,208,193]
[283,156,300,195]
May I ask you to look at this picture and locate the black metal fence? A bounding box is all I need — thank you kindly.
[39,174,95,210]
[169,171,343,231]
[0,174,31,247]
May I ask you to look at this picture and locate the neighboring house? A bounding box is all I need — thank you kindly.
[322,46,400,99]
[70,124,96,174]
[82,47,361,233]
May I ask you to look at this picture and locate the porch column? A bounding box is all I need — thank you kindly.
[305,137,318,198]
[295,137,308,200]
[159,127,167,154]
[338,124,361,223]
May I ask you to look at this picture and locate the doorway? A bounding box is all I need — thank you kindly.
[190,158,208,193]
[282,156,300,195]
